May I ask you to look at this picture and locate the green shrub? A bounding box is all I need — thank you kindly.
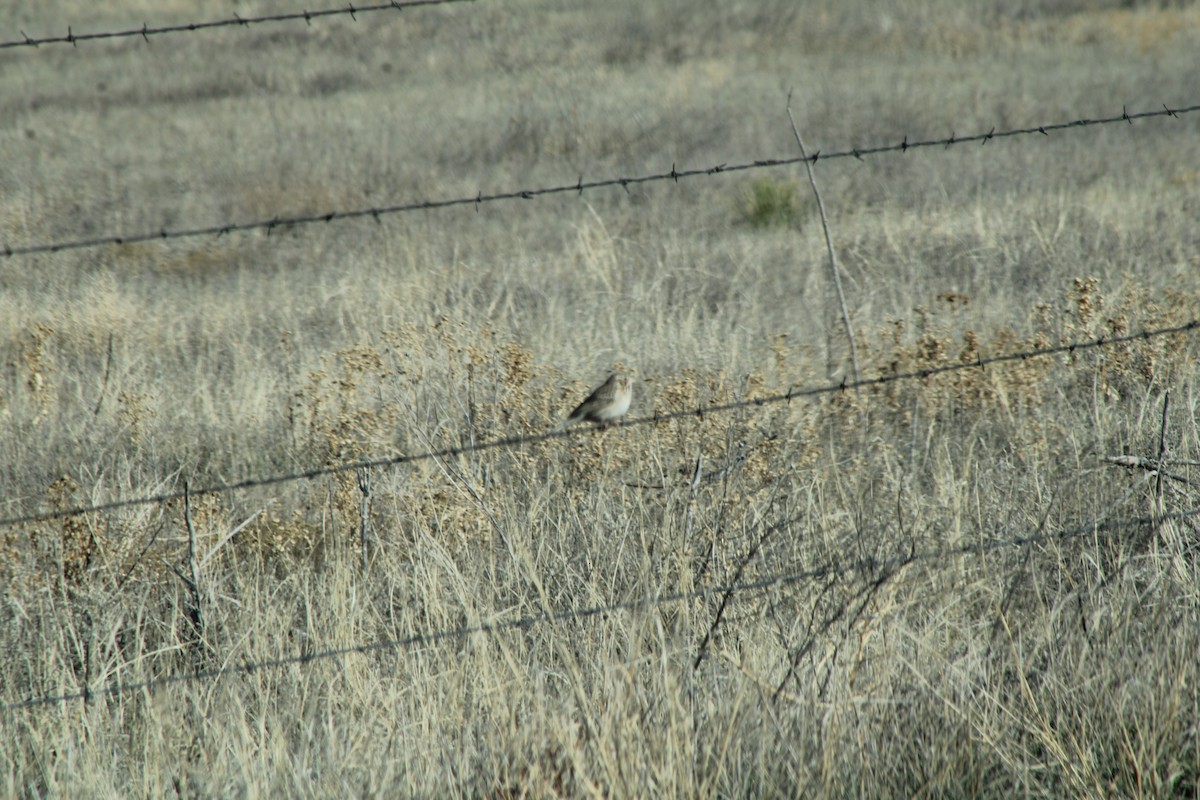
[737,177,802,229]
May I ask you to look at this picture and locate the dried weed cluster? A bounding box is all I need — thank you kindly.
[6,278,1195,592]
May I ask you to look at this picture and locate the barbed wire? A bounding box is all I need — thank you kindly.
[6,505,1194,712]
[0,0,474,51]
[3,102,1196,260]
[1,319,1195,531]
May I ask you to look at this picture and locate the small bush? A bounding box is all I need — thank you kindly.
[737,177,802,229]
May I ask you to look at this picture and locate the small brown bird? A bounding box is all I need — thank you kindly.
[556,372,633,431]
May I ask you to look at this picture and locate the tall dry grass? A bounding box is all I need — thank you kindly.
[2,0,1200,796]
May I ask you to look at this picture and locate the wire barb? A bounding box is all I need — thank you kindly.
[0,0,476,49]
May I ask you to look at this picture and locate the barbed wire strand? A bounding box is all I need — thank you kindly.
[6,506,1195,712]
[2,319,1195,530]
[3,102,1196,260]
[0,0,474,51]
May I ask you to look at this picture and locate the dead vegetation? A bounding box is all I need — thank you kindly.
[2,0,1200,796]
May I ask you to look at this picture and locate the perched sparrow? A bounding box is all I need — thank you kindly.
[556,372,632,431]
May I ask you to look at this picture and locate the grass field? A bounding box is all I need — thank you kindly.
[2,0,1199,796]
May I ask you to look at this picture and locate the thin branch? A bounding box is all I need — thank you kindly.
[357,467,372,571]
[684,453,703,544]
[1100,455,1196,488]
[786,91,860,386]
[92,333,114,417]
[1155,391,1170,510]
[199,500,275,570]
[183,481,204,641]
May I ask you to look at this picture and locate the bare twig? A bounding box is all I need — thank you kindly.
[1100,456,1195,487]
[180,482,204,645]
[986,491,1055,658]
[199,500,274,570]
[115,515,166,592]
[357,467,372,571]
[694,509,789,672]
[92,333,114,417]
[786,90,860,386]
[625,441,752,491]
[1155,392,1170,512]
[684,454,703,543]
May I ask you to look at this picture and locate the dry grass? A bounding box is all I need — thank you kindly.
[2,0,1200,797]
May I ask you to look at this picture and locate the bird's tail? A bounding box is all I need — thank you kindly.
[552,415,580,433]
